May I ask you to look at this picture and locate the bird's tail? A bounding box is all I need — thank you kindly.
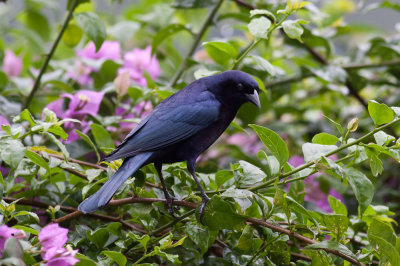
[78,152,152,213]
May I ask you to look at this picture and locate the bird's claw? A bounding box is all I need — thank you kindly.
[166,195,176,217]
[199,195,210,224]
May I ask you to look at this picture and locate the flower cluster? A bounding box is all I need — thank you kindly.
[38,223,79,266]
[288,156,344,212]
[45,90,105,143]
[0,224,78,265]
[2,50,22,77]
[69,41,160,87]
[0,225,25,256]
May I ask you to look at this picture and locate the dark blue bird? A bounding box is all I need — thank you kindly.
[78,70,261,220]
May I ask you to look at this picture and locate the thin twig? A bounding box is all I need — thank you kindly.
[247,218,363,265]
[169,0,224,87]
[2,197,147,234]
[264,59,400,89]
[7,195,365,264]
[291,252,311,261]
[148,209,196,236]
[40,152,161,189]
[248,117,400,191]
[24,0,79,109]
[233,0,255,10]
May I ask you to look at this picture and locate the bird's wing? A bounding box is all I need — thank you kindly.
[104,90,220,161]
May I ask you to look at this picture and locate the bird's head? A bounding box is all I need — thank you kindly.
[205,70,261,108]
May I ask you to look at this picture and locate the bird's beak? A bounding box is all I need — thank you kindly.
[246,89,261,108]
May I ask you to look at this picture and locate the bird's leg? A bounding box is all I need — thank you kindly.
[155,163,176,217]
[187,161,210,223]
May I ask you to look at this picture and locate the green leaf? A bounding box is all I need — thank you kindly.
[312,133,340,145]
[237,160,266,186]
[203,41,237,67]
[250,55,277,76]
[364,146,383,177]
[14,109,36,127]
[75,254,97,266]
[368,219,400,266]
[323,115,344,136]
[250,124,289,168]
[373,131,395,146]
[302,143,337,162]
[25,150,50,173]
[286,196,319,228]
[200,195,247,230]
[310,65,347,83]
[45,132,70,160]
[1,238,24,263]
[250,9,276,23]
[215,170,233,187]
[90,123,115,153]
[345,167,374,214]
[62,23,83,47]
[159,233,173,250]
[248,17,271,39]
[152,246,181,264]
[368,100,394,126]
[184,224,212,255]
[328,195,347,216]
[75,129,100,162]
[12,225,39,235]
[0,139,26,168]
[302,250,332,265]
[0,71,9,88]
[323,214,348,240]
[221,188,253,198]
[101,251,127,266]
[306,241,357,259]
[87,228,109,249]
[235,225,254,252]
[152,24,190,54]
[129,233,150,254]
[282,20,304,42]
[75,12,106,51]
[108,21,140,43]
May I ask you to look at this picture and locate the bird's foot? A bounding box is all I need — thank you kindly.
[199,195,210,224]
[165,194,181,218]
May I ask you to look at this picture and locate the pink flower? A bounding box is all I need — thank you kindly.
[39,224,79,265]
[0,115,9,131]
[42,246,79,266]
[118,46,161,86]
[288,155,344,212]
[67,61,93,86]
[2,50,22,77]
[76,41,121,61]
[44,90,105,143]
[227,132,264,155]
[38,224,68,251]
[69,41,121,86]
[0,225,25,256]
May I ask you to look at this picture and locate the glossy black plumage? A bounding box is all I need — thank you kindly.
[78,70,261,219]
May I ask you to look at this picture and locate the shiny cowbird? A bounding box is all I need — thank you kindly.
[78,70,261,220]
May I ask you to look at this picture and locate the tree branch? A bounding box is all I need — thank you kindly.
[169,0,225,87]
[248,116,400,191]
[39,152,161,189]
[24,0,79,109]
[264,59,400,89]
[47,196,363,265]
[232,0,255,10]
[2,197,147,234]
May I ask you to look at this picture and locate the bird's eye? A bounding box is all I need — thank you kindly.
[237,83,244,91]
